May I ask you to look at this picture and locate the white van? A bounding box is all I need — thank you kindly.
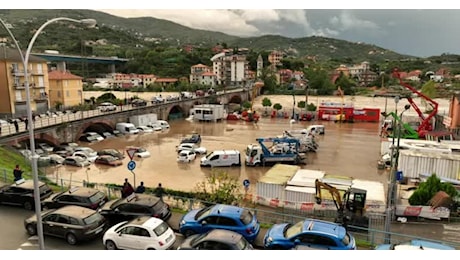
[115,123,139,135]
[200,150,241,167]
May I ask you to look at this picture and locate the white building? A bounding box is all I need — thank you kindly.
[210,50,249,86]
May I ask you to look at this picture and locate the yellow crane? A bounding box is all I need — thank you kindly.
[247,81,264,122]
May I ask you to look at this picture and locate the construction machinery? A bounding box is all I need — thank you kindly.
[314,179,369,229]
[392,68,438,138]
[380,110,419,139]
[245,137,305,166]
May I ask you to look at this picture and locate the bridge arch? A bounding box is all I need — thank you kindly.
[167,105,186,120]
[77,121,115,140]
[228,95,242,104]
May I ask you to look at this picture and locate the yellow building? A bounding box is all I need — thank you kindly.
[48,69,83,109]
[0,48,49,118]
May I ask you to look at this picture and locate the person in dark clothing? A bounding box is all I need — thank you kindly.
[121,178,134,198]
[13,164,23,181]
[24,118,28,130]
[135,181,146,194]
[13,120,19,133]
[154,183,165,201]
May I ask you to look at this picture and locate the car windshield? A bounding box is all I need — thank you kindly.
[284,221,303,238]
[195,205,213,220]
[89,191,106,203]
[83,212,104,225]
[153,221,169,236]
[239,209,254,225]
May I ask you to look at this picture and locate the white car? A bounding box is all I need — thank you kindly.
[177,150,196,163]
[98,102,117,112]
[147,122,163,131]
[127,147,151,158]
[72,151,98,163]
[103,216,176,250]
[176,143,207,155]
[137,126,154,133]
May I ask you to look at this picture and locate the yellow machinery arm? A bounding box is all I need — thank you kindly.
[314,179,344,212]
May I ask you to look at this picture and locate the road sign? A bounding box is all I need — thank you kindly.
[127,160,136,171]
[126,148,137,160]
[243,179,250,188]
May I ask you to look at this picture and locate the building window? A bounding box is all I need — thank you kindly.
[36,63,43,74]
[57,91,61,98]
[15,90,22,101]
[66,90,70,97]
[38,76,45,87]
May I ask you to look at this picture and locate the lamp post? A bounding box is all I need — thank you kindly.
[291,93,296,119]
[0,17,96,250]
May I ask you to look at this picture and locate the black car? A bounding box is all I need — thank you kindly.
[181,133,201,144]
[42,186,108,210]
[131,98,147,107]
[24,205,107,245]
[178,229,254,250]
[98,193,171,224]
[0,179,53,210]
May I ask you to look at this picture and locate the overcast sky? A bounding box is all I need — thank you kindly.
[95,9,460,58]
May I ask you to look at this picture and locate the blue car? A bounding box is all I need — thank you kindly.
[375,239,456,250]
[263,218,356,250]
[179,204,260,243]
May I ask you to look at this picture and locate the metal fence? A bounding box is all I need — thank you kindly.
[1,169,459,249]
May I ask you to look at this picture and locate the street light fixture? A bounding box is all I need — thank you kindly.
[0,17,96,250]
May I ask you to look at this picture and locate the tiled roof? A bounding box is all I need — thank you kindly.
[48,70,83,80]
[155,78,178,83]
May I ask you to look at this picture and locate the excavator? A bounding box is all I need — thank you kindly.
[392,68,438,139]
[314,179,369,230]
[380,107,419,139]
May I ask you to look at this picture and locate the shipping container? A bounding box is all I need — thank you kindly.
[397,150,460,180]
[191,104,226,122]
[255,164,299,206]
[353,108,381,122]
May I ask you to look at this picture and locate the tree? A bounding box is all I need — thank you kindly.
[420,80,438,112]
[273,103,282,111]
[193,169,243,205]
[242,101,251,110]
[262,97,272,113]
[408,174,458,206]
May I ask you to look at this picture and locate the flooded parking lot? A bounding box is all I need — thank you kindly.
[44,116,387,193]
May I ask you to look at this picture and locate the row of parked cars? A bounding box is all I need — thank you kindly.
[0,178,456,250]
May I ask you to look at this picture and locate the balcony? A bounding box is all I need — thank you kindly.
[11,69,24,76]
[13,83,25,89]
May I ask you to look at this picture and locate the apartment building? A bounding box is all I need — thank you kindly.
[48,69,83,109]
[268,50,284,68]
[210,49,249,86]
[0,48,50,118]
[190,64,213,85]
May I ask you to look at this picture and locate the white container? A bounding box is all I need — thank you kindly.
[398,150,460,180]
[192,104,225,121]
[255,164,299,203]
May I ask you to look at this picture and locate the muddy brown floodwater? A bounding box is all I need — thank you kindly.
[45,117,387,194]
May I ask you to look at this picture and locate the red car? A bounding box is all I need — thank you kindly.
[94,155,123,167]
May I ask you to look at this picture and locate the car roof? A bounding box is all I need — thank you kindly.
[129,216,164,228]
[209,204,245,217]
[116,193,160,207]
[7,179,46,190]
[301,219,344,238]
[53,205,97,218]
[202,229,243,243]
[64,186,101,197]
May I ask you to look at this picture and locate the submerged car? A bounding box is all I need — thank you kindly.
[177,150,196,163]
[94,155,123,167]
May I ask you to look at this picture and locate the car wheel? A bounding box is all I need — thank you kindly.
[105,240,117,250]
[23,201,33,211]
[26,224,37,236]
[183,229,195,237]
[66,233,78,245]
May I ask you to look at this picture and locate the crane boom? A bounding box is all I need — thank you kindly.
[392,68,438,137]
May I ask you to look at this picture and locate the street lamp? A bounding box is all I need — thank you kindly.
[0,17,96,250]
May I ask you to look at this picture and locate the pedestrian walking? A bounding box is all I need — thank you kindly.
[121,178,134,198]
[13,164,23,181]
[24,118,28,131]
[13,120,18,133]
[135,181,146,194]
[154,183,165,201]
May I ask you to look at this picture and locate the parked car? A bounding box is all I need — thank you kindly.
[37,143,54,153]
[48,154,65,165]
[263,218,357,250]
[97,149,125,160]
[137,126,154,133]
[152,95,164,104]
[103,216,176,250]
[177,229,254,250]
[72,151,98,163]
[166,95,180,102]
[176,143,207,155]
[98,193,172,225]
[375,239,456,250]
[126,146,151,158]
[147,122,163,131]
[94,155,123,167]
[177,150,196,163]
[62,156,91,167]
[24,205,107,245]
[181,133,201,144]
[98,102,117,112]
[131,98,148,107]
[102,132,115,139]
[74,147,97,157]
[178,204,260,243]
[79,132,104,142]
[0,179,53,210]
[112,130,124,137]
[42,186,108,210]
